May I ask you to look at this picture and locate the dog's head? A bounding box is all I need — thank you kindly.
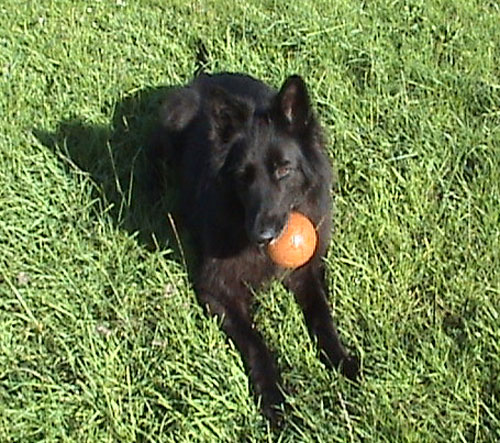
[210,76,321,244]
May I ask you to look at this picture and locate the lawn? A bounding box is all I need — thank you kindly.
[1,0,499,441]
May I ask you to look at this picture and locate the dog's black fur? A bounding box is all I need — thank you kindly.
[154,73,359,422]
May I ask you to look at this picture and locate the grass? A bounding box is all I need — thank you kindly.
[1,0,499,441]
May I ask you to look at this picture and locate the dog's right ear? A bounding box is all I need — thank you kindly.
[159,88,200,132]
[209,87,252,143]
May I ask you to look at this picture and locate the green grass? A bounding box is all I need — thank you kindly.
[1,0,499,441]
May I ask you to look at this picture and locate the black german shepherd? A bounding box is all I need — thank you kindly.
[154,73,359,422]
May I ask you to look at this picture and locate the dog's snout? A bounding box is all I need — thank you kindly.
[249,213,287,245]
[254,226,279,244]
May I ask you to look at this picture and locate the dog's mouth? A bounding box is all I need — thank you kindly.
[251,217,289,247]
[269,221,288,243]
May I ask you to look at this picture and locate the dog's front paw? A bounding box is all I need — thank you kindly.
[340,355,360,381]
[261,385,286,428]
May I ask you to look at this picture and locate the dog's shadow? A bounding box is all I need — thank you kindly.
[35,86,190,264]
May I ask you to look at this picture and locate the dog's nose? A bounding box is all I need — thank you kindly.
[254,227,278,244]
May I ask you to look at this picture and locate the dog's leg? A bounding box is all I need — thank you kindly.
[285,263,359,380]
[196,286,284,423]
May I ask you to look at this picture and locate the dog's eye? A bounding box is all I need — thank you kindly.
[235,165,255,184]
[275,165,291,180]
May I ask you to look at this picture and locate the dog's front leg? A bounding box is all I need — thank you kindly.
[285,262,359,380]
[196,281,284,422]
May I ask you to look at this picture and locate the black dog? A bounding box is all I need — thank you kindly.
[154,73,359,421]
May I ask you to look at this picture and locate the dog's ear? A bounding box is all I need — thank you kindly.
[160,87,200,132]
[209,87,252,143]
[273,75,311,133]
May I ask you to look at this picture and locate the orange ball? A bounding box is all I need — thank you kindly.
[268,212,317,269]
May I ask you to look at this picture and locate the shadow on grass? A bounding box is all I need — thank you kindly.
[34,85,193,267]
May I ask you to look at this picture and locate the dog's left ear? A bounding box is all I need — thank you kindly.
[273,75,311,133]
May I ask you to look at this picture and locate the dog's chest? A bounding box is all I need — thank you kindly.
[201,245,280,292]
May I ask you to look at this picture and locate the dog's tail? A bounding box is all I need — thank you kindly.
[194,40,209,76]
